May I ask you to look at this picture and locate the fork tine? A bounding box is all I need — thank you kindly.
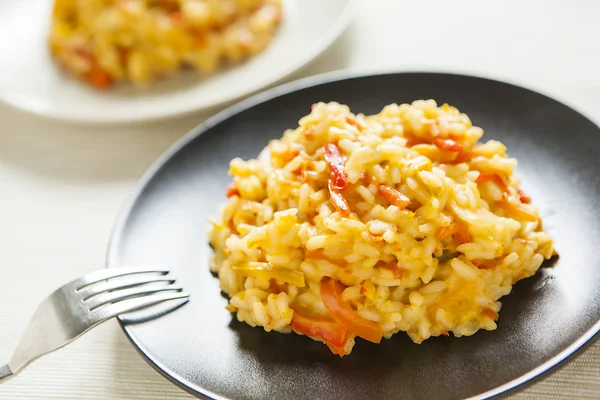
[86,285,184,311]
[78,276,175,300]
[92,291,190,321]
[3,268,189,381]
[73,267,170,291]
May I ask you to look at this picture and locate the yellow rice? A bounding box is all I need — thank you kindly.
[209,100,555,356]
[49,0,282,87]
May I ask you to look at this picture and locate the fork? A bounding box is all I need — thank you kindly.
[0,267,189,383]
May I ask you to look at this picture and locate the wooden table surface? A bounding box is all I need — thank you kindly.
[1,0,599,398]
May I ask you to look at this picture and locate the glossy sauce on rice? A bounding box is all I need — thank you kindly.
[209,100,555,356]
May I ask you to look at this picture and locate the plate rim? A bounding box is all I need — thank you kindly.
[107,69,600,400]
[0,0,357,125]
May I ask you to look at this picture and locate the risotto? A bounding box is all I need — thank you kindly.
[49,0,282,88]
[209,100,555,356]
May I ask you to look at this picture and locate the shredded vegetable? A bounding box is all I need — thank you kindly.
[378,185,410,209]
[436,222,471,244]
[290,310,348,357]
[226,184,240,198]
[323,143,349,191]
[321,277,383,343]
[498,200,538,222]
[433,138,463,152]
[328,183,351,217]
[518,189,531,204]
[476,172,507,192]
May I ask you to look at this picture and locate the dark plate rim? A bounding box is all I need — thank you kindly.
[106,69,600,400]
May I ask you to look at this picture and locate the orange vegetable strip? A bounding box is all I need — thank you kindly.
[476,172,507,192]
[451,150,477,164]
[378,185,410,209]
[290,310,348,357]
[453,228,471,245]
[477,175,536,220]
[328,182,350,217]
[518,189,531,204]
[435,225,453,238]
[226,184,240,198]
[269,279,287,293]
[326,342,347,357]
[345,116,364,130]
[433,138,463,152]
[498,200,538,222]
[274,148,300,163]
[384,263,404,279]
[435,222,471,244]
[375,261,404,279]
[482,309,499,321]
[320,277,383,343]
[88,68,112,89]
[304,126,315,140]
[73,49,112,89]
[323,143,349,191]
[359,280,367,295]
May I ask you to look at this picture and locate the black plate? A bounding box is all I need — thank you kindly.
[107,72,600,400]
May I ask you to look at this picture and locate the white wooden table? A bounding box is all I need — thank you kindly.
[1,0,599,398]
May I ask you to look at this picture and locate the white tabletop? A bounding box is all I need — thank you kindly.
[1,0,599,398]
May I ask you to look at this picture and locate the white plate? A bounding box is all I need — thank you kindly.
[0,0,355,124]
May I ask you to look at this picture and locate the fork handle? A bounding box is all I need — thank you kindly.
[0,365,14,383]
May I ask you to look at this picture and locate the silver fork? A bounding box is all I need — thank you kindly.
[0,267,189,383]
